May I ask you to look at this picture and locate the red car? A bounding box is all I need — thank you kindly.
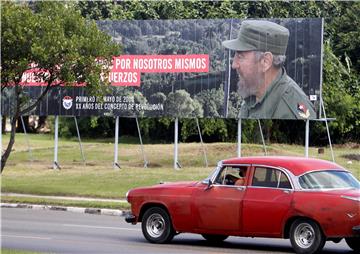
[125,157,360,254]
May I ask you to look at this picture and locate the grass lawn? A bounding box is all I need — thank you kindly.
[1,133,359,201]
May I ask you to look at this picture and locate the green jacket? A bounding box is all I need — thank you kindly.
[239,68,316,120]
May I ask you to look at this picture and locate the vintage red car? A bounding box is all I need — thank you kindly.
[125,156,360,254]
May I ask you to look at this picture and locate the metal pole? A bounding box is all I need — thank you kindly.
[0,115,2,166]
[305,119,309,158]
[74,117,85,165]
[174,118,181,169]
[237,118,242,157]
[196,118,208,167]
[20,116,33,162]
[113,116,120,169]
[0,95,2,168]
[258,119,267,155]
[321,97,335,162]
[53,115,60,170]
[319,18,325,118]
[135,117,148,168]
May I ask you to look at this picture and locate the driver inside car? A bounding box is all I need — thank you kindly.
[224,167,247,185]
[235,168,246,185]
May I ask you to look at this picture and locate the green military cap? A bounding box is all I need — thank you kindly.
[222,20,289,55]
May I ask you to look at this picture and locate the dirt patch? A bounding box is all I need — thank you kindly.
[85,162,97,166]
[146,163,164,168]
[342,154,360,161]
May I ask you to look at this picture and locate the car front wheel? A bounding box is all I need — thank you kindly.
[289,219,325,254]
[345,237,360,252]
[202,234,228,243]
[141,207,175,244]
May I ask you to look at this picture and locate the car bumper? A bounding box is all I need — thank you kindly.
[125,214,136,224]
[352,225,360,235]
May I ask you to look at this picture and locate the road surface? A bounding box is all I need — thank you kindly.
[1,208,354,254]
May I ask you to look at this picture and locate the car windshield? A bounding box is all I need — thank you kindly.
[203,164,221,183]
[299,170,360,190]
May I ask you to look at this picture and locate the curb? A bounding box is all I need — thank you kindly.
[1,203,130,217]
[2,193,128,203]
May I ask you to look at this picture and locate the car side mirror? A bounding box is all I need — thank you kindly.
[205,179,213,190]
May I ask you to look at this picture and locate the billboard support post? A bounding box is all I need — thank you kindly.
[20,116,33,162]
[321,97,335,162]
[174,118,181,170]
[113,116,121,169]
[0,115,2,166]
[135,117,148,168]
[53,116,60,170]
[237,118,242,157]
[305,119,309,158]
[74,117,85,165]
[196,118,208,167]
[258,119,267,155]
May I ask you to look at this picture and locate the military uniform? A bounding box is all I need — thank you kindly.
[239,67,316,119]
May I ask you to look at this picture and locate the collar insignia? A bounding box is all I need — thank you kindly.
[298,103,310,119]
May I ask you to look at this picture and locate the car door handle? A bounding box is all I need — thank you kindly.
[283,190,291,194]
[236,186,245,191]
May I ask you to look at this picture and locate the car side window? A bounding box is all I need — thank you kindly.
[278,172,292,189]
[215,166,248,185]
[252,167,292,189]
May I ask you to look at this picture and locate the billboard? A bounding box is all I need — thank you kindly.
[1,18,323,119]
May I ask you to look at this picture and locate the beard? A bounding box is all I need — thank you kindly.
[237,72,264,99]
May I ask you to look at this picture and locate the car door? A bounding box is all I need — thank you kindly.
[192,165,248,232]
[242,165,293,236]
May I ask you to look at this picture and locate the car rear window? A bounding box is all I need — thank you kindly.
[299,170,360,189]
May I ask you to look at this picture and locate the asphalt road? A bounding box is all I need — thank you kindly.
[1,208,354,254]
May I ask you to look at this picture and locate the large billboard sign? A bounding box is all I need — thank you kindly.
[1,18,323,119]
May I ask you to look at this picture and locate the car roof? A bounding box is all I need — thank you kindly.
[222,156,345,176]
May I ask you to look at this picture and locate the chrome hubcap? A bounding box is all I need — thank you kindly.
[295,223,315,248]
[146,213,165,238]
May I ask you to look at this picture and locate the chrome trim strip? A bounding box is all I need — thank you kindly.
[125,190,130,202]
[297,169,349,178]
[341,195,360,202]
[247,186,294,192]
[212,184,247,190]
[221,163,252,167]
[296,187,359,192]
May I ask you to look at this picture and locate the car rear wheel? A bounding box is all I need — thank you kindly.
[141,207,175,244]
[345,237,360,252]
[202,234,228,243]
[289,219,325,254]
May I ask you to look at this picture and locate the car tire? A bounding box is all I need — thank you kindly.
[289,219,325,254]
[141,207,175,244]
[202,234,228,243]
[345,237,360,252]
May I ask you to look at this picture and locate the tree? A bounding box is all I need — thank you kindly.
[165,90,203,118]
[0,2,121,172]
[195,87,224,117]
